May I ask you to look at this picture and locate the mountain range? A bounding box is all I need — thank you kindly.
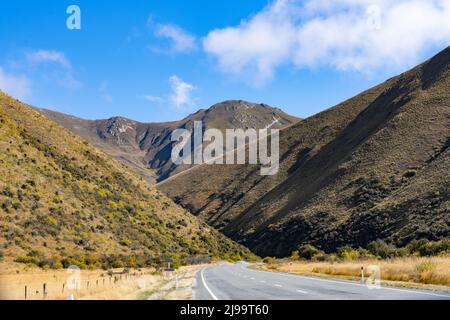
[40,100,299,183]
[158,46,450,257]
[2,46,449,262]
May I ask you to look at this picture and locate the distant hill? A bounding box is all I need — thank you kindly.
[158,46,450,257]
[40,100,299,183]
[0,92,255,268]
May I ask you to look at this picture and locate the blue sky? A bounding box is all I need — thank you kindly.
[0,0,449,122]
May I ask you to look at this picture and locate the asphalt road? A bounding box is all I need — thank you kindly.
[193,262,450,300]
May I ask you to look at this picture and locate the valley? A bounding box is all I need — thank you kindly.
[158,46,450,257]
[1,45,449,292]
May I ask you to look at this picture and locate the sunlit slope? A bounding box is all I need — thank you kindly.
[159,46,450,257]
[0,92,255,268]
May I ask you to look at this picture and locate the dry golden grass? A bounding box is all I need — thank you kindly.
[0,262,161,300]
[260,256,450,289]
[0,262,208,300]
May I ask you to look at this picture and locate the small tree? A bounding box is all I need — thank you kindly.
[337,246,360,260]
[298,244,323,260]
[367,240,396,259]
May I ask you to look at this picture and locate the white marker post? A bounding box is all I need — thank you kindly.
[360,266,365,284]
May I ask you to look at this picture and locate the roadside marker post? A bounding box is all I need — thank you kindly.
[361,266,365,284]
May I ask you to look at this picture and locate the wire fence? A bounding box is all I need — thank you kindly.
[0,271,151,300]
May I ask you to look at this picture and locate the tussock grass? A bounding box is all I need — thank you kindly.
[263,256,450,286]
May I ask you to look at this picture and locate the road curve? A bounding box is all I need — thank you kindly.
[193,262,450,300]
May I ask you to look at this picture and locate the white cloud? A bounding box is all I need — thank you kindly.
[154,24,197,53]
[26,49,81,89]
[169,75,196,109]
[203,0,450,85]
[138,94,163,103]
[0,67,31,100]
[138,76,196,110]
[27,50,72,69]
[204,0,295,86]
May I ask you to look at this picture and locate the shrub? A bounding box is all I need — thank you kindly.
[413,239,450,257]
[298,245,324,260]
[367,240,397,259]
[263,257,275,264]
[327,253,338,262]
[61,257,88,269]
[416,261,436,273]
[41,215,58,226]
[15,255,39,265]
[12,202,21,210]
[355,248,373,259]
[403,169,417,178]
[54,260,63,269]
[311,252,328,262]
[337,246,360,260]
[119,239,131,246]
[290,250,300,260]
[1,199,13,211]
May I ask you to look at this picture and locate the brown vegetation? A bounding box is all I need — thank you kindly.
[261,257,450,287]
[0,92,256,269]
[159,46,450,257]
[40,100,299,183]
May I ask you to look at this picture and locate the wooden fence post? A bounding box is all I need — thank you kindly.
[24,285,27,300]
[43,283,47,299]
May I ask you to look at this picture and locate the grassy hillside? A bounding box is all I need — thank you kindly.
[0,92,255,269]
[159,46,450,257]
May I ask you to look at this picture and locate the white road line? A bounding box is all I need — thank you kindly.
[200,268,218,300]
[296,289,308,294]
[245,266,450,298]
[260,280,266,283]
[274,284,282,287]
[250,277,255,280]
